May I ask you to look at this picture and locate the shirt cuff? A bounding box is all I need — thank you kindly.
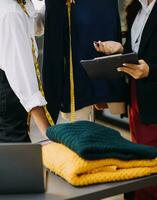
[20,91,47,112]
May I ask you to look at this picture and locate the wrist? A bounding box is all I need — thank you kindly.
[37,139,51,145]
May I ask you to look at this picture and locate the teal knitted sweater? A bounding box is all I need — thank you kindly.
[46,121,157,160]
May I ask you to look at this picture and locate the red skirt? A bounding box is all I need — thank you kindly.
[129,80,157,200]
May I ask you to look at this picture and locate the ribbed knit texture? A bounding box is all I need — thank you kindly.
[46,121,157,160]
[42,143,157,186]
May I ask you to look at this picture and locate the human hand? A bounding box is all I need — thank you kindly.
[94,41,123,55]
[117,60,149,79]
[66,0,75,4]
[38,139,52,146]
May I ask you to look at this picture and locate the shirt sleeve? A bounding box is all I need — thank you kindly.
[0,12,47,112]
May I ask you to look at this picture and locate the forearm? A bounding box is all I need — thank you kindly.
[31,106,50,137]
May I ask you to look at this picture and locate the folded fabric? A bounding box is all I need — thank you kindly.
[42,143,157,186]
[46,121,157,160]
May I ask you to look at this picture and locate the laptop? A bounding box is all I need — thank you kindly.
[81,52,138,79]
[0,143,45,194]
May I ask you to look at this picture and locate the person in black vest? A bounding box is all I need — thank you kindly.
[95,0,157,199]
[43,0,127,123]
[0,0,50,142]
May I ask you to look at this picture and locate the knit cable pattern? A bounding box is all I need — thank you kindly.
[46,121,157,160]
[42,143,157,186]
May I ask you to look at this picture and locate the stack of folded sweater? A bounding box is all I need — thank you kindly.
[42,121,157,186]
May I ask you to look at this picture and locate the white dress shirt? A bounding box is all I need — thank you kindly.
[0,0,47,112]
[131,0,156,53]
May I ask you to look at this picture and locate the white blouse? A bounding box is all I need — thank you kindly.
[0,0,47,112]
[131,0,156,53]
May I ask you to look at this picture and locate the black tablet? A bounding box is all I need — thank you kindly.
[80,52,138,79]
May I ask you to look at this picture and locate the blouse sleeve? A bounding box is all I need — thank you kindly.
[0,12,47,112]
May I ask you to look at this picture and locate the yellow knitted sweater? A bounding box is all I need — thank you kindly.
[42,143,157,186]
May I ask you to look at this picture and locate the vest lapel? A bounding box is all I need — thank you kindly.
[138,2,157,56]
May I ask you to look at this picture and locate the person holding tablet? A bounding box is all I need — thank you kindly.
[43,0,126,123]
[95,0,157,199]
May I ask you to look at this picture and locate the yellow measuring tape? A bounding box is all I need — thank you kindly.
[18,0,54,126]
[67,1,76,122]
[18,0,75,124]
[32,40,55,125]
[17,0,29,15]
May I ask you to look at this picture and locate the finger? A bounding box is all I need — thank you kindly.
[138,59,145,64]
[101,43,113,54]
[117,67,138,79]
[105,49,114,55]
[99,42,105,52]
[100,42,112,54]
[123,62,148,73]
[104,42,122,54]
[123,63,140,70]
[94,43,101,52]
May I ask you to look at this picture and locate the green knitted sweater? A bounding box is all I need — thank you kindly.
[46,121,157,160]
